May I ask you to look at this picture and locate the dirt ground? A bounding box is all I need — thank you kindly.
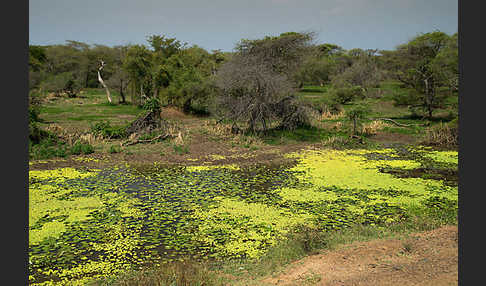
[261,225,458,286]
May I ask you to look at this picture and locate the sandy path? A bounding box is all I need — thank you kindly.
[261,226,458,286]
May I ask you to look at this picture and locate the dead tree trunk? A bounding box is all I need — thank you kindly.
[98,60,112,103]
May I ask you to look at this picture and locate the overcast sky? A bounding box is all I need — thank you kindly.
[29,0,457,52]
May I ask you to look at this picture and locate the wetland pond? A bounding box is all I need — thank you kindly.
[28,146,458,285]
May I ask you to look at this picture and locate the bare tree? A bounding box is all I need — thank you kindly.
[215,52,311,133]
[98,60,112,103]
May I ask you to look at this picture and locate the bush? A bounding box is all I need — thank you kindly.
[29,121,46,145]
[346,104,371,135]
[28,97,47,144]
[70,141,94,155]
[29,136,68,160]
[90,121,127,139]
[275,97,313,131]
[330,86,364,104]
[29,105,41,123]
[109,145,121,154]
[289,225,330,254]
[173,144,189,155]
[142,97,161,113]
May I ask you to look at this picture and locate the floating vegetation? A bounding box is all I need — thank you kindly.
[72,156,101,163]
[185,164,240,172]
[29,158,67,166]
[421,150,458,165]
[28,147,458,285]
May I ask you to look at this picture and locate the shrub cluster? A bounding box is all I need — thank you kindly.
[29,137,95,160]
[330,86,364,104]
[422,120,458,148]
[90,121,127,139]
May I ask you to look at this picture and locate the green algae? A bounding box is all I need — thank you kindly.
[286,149,455,198]
[192,196,313,258]
[422,150,458,165]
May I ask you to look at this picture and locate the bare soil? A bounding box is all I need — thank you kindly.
[261,226,458,286]
[368,131,418,145]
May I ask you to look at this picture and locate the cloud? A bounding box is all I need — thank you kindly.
[270,0,292,4]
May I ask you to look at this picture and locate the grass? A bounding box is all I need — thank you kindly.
[38,89,143,131]
[263,125,346,145]
[293,82,458,145]
[173,144,189,155]
[109,145,121,154]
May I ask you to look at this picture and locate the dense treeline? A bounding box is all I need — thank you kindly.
[29,30,458,135]
[29,36,229,113]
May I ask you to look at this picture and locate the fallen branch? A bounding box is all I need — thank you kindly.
[370,118,428,127]
[121,133,171,146]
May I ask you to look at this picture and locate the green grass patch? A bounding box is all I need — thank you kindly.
[299,85,328,93]
[173,144,189,155]
[263,126,344,145]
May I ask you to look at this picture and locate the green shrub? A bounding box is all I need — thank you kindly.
[28,102,48,144]
[142,97,161,112]
[29,105,41,123]
[70,141,94,155]
[90,121,127,139]
[173,144,189,155]
[138,131,160,141]
[29,121,44,145]
[29,136,68,160]
[330,86,364,104]
[346,104,371,135]
[109,145,121,154]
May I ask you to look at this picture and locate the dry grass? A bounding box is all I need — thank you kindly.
[231,133,265,147]
[422,122,458,148]
[320,110,345,121]
[361,120,392,136]
[89,260,225,286]
[330,121,344,132]
[78,133,100,146]
[202,120,234,137]
[44,123,102,146]
[320,135,348,147]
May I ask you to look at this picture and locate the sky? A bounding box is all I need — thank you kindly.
[29,0,457,52]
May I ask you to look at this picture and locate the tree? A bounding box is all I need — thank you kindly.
[162,45,216,113]
[42,43,85,96]
[29,45,48,72]
[430,33,458,93]
[147,35,184,59]
[346,104,370,135]
[122,35,186,106]
[40,72,81,97]
[29,45,48,90]
[235,32,315,86]
[382,31,454,118]
[295,57,334,86]
[97,60,112,103]
[123,44,155,105]
[106,68,130,104]
[330,49,384,92]
[215,32,315,133]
